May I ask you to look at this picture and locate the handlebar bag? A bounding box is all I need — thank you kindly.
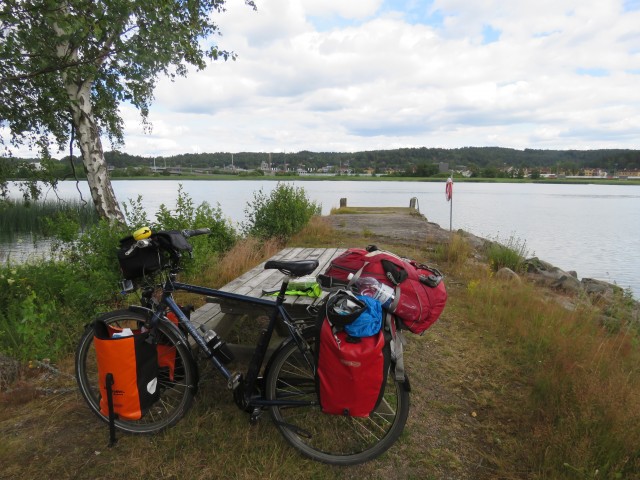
[93,319,160,420]
[315,314,390,417]
[117,237,162,280]
[116,230,192,280]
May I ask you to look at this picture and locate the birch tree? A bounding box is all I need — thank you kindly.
[0,0,254,222]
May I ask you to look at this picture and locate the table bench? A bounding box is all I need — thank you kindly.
[189,247,345,360]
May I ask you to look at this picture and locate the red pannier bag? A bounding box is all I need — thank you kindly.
[318,246,448,334]
[94,319,160,420]
[316,317,390,417]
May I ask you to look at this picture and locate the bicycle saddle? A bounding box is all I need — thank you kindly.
[264,259,319,277]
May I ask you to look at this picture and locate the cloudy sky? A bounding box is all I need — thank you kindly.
[99,0,640,156]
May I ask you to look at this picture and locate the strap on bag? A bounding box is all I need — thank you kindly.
[386,313,406,382]
[106,373,117,447]
[347,262,367,287]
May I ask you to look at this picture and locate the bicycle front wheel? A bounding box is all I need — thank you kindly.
[265,334,410,465]
[75,309,197,434]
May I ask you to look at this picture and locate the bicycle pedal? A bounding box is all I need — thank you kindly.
[227,372,242,390]
[249,407,263,425]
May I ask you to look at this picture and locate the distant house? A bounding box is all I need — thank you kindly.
[583,168,606,177]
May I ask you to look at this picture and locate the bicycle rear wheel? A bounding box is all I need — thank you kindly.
[75,309,197,434]
[265,334,410,465]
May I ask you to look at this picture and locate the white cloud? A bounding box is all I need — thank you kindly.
[14,0,638,158]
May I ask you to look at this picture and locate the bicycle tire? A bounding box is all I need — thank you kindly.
[75,309,197,434]
[265,332,410,465]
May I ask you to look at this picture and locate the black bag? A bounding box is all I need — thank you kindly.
[93,319,160,420]
[117,230,193,280]
[117,237,163,280]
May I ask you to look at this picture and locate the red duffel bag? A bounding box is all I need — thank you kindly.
[318,246,447,334]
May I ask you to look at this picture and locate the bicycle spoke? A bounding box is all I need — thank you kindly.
[266,335,409,465]
[75,311,196,434]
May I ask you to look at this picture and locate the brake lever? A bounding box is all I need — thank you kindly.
[124,238,152,256]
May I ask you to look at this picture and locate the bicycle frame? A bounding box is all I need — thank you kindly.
[153,272,315,411]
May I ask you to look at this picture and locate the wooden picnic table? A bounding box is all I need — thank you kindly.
[189,247,345,360]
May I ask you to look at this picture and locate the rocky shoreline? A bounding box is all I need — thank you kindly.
[328,209,639,320]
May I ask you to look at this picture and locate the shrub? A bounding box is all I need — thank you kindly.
[0,187,237,361]
[242,182,321,240]
[0,253,122,361]
[153,185,237,275]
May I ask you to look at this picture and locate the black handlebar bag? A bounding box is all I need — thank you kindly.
[93,319,160,420]
[116,238,163,280]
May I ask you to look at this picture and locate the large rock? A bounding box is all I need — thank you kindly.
[551,273,582,294]
[523,257,581,293]
[495,267,522,283]
[581,278,623,304]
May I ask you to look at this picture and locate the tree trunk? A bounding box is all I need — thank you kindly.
[65,79,125,223]
[54,16,124,224]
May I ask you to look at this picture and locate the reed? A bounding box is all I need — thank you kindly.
[434,232,472,270]
[0,199,97,240]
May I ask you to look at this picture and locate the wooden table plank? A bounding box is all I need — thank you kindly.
[195,247,348,360]
[204,247,345,316]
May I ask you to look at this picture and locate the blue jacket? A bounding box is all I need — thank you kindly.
[344,295,383,337]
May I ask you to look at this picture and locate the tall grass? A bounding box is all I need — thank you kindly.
[485,234,529,272]
[288,216,334,247]
[466,279,640,478]
[0,199,97,240]
[434,232,472,270]
[194,236,284,289]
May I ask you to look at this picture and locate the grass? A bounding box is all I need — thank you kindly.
[1,213,639,479]
[463,278,640,478]
[433,232,473,271]
[485,234,530,272]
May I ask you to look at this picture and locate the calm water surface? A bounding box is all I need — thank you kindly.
[3,180,639,298]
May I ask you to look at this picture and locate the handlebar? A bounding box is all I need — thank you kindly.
[124,228,210,257]
[182,228,211,238]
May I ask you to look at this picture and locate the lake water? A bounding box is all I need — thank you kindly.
[3,179,640,298]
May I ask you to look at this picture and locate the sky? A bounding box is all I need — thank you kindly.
[21,0,640,157]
